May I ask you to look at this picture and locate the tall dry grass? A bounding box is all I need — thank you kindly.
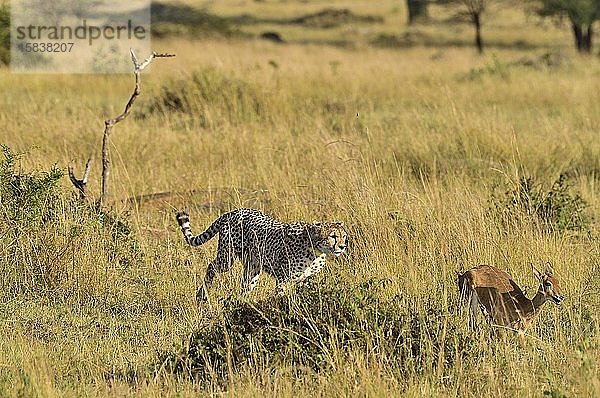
[1,9,600,396]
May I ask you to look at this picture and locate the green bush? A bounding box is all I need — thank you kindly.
[493,174,591,233]
[0,146,62,225]
[459,55,510,81]
[161,276,476,383]
[0,146,141,298]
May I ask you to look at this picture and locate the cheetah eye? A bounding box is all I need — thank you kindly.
[330,234,337,239]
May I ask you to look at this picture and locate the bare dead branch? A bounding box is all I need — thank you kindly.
[98,50,175,209]
[68,158,92,199]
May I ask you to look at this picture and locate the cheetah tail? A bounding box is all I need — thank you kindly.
[183,214,224,247]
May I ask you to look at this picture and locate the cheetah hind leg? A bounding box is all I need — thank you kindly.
[196,261,218,302]
[196,234,235,303]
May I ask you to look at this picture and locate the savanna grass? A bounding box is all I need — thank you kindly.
[1,2,600,396]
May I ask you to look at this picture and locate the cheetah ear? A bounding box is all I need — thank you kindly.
[312,221,322,227]
[334,221,344,227]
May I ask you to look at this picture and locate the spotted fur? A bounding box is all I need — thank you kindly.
[176,208,347,300]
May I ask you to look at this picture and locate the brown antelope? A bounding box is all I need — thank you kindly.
[457,264,563,334]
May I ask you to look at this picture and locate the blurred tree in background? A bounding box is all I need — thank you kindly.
[0,1,9,65]
[407,0,429,23]
[439,0,489,53]
[538,0,600,53]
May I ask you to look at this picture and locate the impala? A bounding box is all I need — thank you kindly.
[457,264,563,334]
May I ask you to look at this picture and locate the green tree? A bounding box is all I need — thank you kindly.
[538,0,600,53]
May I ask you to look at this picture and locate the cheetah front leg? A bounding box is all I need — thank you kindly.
[241,257,261,294]
[298,253,326,283]
[271,264,290,297]
[270,254,326,296]
[272,279,290,297]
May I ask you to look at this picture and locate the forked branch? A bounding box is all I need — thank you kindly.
[68,158,92,199]
[69,49,175,208]
[100,50,175,208]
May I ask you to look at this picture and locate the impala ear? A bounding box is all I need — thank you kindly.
[544,261,554,276]
[531,263,543,281]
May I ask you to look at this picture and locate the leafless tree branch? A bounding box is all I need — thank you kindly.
[100,50,175,208]
[68,157,92,199]
[68,49,175,208]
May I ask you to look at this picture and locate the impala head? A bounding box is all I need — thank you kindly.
[533,264,564,305]
[311,221,348,257]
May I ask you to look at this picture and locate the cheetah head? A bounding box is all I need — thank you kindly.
[311,221,348,257]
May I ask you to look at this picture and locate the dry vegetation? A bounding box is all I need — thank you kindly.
[2,1,600,396]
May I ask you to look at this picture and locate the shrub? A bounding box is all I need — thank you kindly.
[142,67,265,126]
[290,8,383,29]
[0,146,141,298]
[151,2,239,39]
[0,145,62,225]
[370,32,430,48]
[493,174,590,233]
[459,55,510,81]
[160,276,476,383]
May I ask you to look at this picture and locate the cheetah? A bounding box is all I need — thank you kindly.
[176,208,348,300]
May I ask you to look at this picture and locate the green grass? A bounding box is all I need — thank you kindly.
[2,1,600,396]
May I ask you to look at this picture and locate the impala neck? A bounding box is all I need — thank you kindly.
[529,289,549,318]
